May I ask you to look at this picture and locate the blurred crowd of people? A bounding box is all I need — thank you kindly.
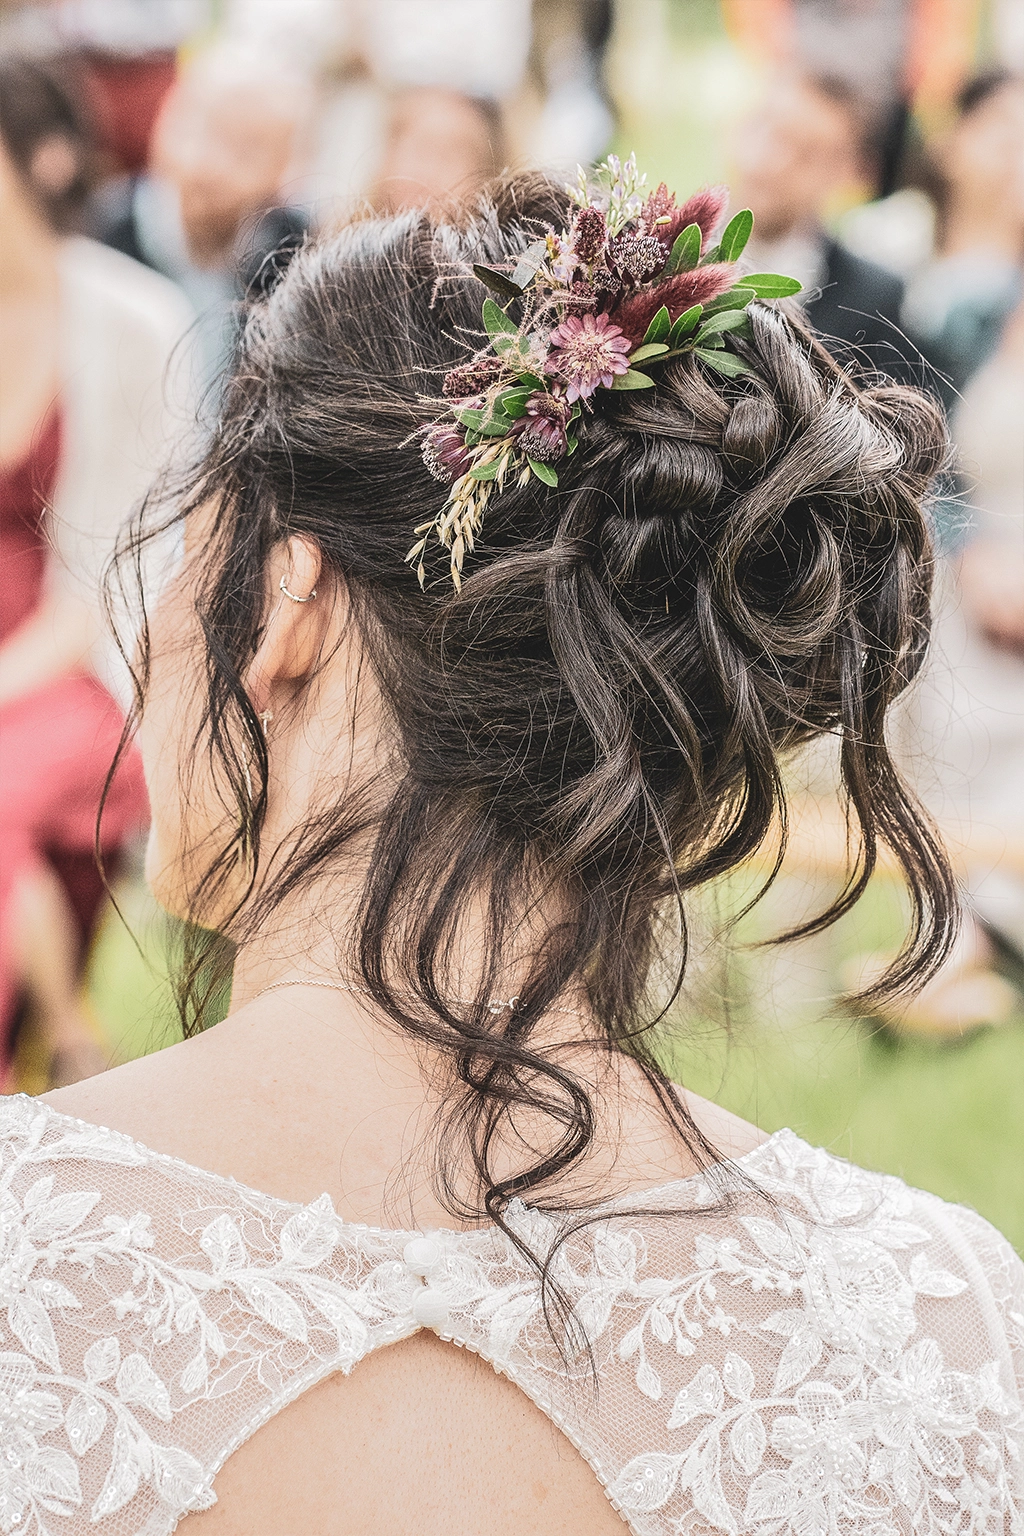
[0,0,1021,1085]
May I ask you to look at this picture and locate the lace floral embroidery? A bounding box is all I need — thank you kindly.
[0,1097,1021,1536]
[601,1208,1022,1533]
[0,1098,422,1531]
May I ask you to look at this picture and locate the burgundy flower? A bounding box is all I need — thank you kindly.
[561,279,598,314]
[638,181,677,236]
[571,205,608,265]
[661,184,729,251]
[592,262,623,298]
[420,424,472,483]
[510,392,572,463]
[610,232,666,285]
[609,263,736,345]
[442,355,503,399]
[544,312,631,402]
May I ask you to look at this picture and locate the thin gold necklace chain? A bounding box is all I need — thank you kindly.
[252,976,583,1020]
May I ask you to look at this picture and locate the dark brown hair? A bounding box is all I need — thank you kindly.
[119,173,956,1261]
[0,51,98,233]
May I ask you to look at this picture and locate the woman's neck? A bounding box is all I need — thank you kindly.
[0,192,61,299]
[45,873,767,1227]
[227,853,577,1023]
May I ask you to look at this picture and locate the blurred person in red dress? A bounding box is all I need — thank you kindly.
[0,53,193,1087]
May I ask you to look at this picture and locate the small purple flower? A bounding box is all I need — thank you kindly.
[510,392,572,463]
[544,312,631,402]
[420,424,471,483]
[548,234,578,286]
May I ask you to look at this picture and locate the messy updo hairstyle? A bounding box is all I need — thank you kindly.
[120,173,955,1246]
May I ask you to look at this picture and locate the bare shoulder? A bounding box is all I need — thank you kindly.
[40,1017,771,1220]
[43,1029,218,1144]
[680,1088,771,1162]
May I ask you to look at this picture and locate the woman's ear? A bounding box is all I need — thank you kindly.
[245,536,340,717]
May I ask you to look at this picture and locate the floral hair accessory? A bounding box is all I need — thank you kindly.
[408,154,802,591]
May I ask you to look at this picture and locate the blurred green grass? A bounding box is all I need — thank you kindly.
[669,1012,1024,1251]
[83,871,1024,1252]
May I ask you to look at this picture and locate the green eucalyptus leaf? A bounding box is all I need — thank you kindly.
[695,309,751,342]
[496,388,531,419]
[470,460,501,480]
[668,304,703,344]
[700,242,722,265]
[511,239,548,292]
[479,412,514,436]
[693,348,754,378]
[718,208,754,263]
[453,407,483,429]
[629,342,670,363]
[464,428,481,447]
[528,458,558,486]
[742,273,803,298]
[700,286,756,317]
[516,371,545,391]
[566,436,579,454]
[642,305,672,344]
[473,264,523,299]
[610,368,657,390]
[482,297,518,338]
[664,222,701,275]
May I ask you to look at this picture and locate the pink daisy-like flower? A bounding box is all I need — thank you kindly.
[544,312,631,402]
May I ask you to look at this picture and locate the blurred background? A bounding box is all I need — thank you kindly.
[0,0,1021,1244]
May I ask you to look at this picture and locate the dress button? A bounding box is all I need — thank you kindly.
[412,1287,450,1330]
[403,1237,441,1276]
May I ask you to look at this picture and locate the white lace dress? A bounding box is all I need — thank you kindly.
[0,1094,1020,1535]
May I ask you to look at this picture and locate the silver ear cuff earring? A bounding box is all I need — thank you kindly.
[280,576,317,603]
